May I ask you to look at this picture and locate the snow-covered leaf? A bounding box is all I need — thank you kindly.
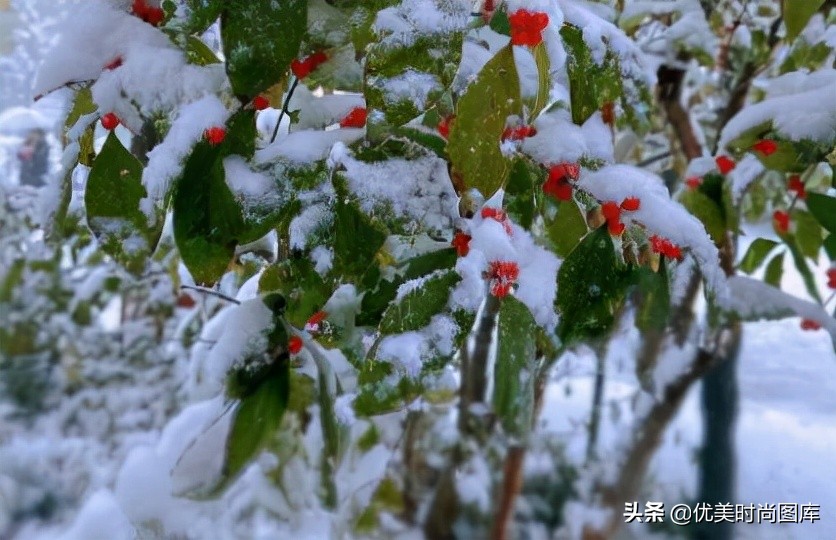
[221,0,307,101]
[86,133,162,275]
[379,270,460,335]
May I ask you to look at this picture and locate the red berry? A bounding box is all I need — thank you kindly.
[620,197,640,212]
[252,95,269,111]
[132,0,164,26]
[501,125,537,141]
[787,175,805,199]
[752,139,778,156]
[103,56,123,71]
[204,126,226,146]
[827,268,836,289]
[488,260,520,298]
[176,293,196,308]
[543,177,573,201]
[549,162,580,182]
[101,113,120,131]
[607,220,626,236]
[601,101,615,126]
[508,10,549,47]
[601,201,621,223]
[305,311,328,333]
[649,235,683,261]
[437,115,454,138]
[800,318,821,331]
[481,207,506,221]
[291,58,312,79]
[685,177,702,190]
[715,155,736,175]
[452,232,471,257]
[288,335,303,355]
[339,107,367,128]
[773,210,790,234]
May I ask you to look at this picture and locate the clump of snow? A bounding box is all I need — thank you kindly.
[450,192,560,329]
[58,489,134,540]
[377,70,441,110]
[577,164,727,296]
[558,0,656,87]
[255,129,365,165]
[329,142,459,234]
[377,331,427,377]
[728,153,765,202]
[718,69,836,148]
[311,245,334,275]
[522,110,614,165]
[373,0,472,48]
[141,95,229,213]
[334,394,357,426]
[187,298,274,399]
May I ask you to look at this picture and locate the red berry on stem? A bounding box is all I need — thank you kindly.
[288,336,303,355]
[787,175,805,199]
[508,10,549,47]
[252,95,269,111]
[773,210,790,234]
[549,162,580,182]
[800,318,821,331]
[543,177,573,201]
[685,177,702,190]
[824,268,836,291]
[291,58,312,79]
[715,155,736,175]
[204,126,226,146]
[752,139,778,156]
[101,113,120,131]
[601,201,621,222]
[452,232,471,257]
[620,197,640,211]
[340,107,367,128]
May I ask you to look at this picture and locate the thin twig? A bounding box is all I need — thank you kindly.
[270,77,300,144]
[180,284,241,304]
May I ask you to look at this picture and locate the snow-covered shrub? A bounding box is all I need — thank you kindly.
[2,0,833,537]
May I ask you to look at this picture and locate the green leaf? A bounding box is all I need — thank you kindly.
[183,0,224,34]
[185,35,220,65]
[793,209,823,260]
[221,0,307,101]
[259,258,331,328]
[85,133,162,274]
[678,188,726,246]
[546,199,588,258]
[805,192,836,233]
[493,296,537,438]
[447,44,520,197]
[560,25,622,125]
[222,361,289,490]
[531,42,551,117]
[65,87,97,166]
[825,234,836,260]
[379,270,460,335]
[785,236,822,303]
[764,251,785,287]
[172,141,241,285]
[783,0,825,41]
[634,262,671,331]
[505,158,541,229]
[556,226,632,342]
[332,196,387,280]
[738,238,779,273]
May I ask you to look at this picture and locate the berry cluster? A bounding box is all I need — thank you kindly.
[649,235,683,260]
[601,197,640,236]
[508,10,549,47]
[488,261,520,298]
